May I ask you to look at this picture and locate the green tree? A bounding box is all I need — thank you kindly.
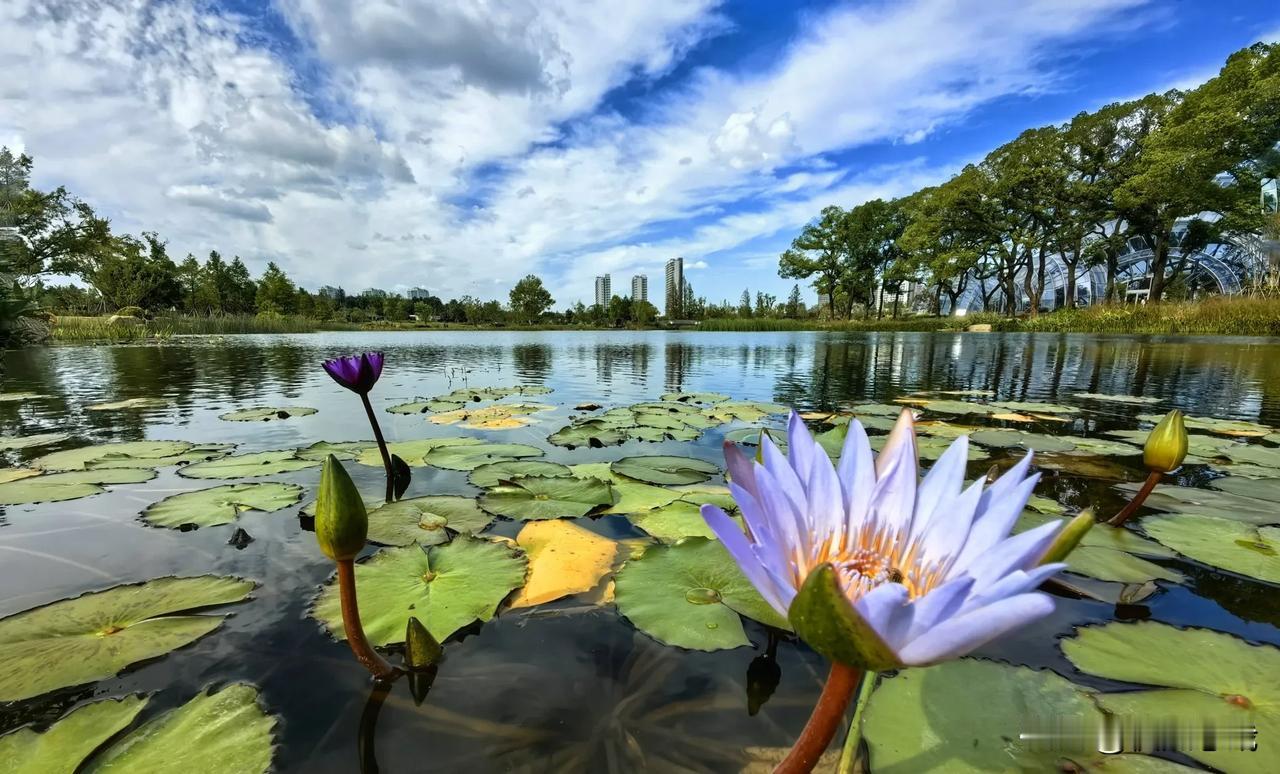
[738,289,752,317]
[779,206,849,318]
[784,284,803,318]
[84,232,182,312]
[508,274,555,323]
[255,262,297,315]
[226,258,258,313]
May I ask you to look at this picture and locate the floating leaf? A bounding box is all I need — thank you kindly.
[84,684,276,774]
[1064,621,1280,774]
[670,484,737,511]
[508,519,618,608]
[1120,483,1277,525]
[312,536,527,645]
[1211,476,1280,501]
[86,398,170,411]
[870,434,988,462]
[468,460,571,489]
[427,403,553,430]
[862,659,1181,774]
[1073,392,1160,404]
[295,440,374,462]
[610,455,720,486]
[178,450,319,479]
[218,406,317,422]
[0,468,156,505]
[969,429,1078,453]
[722,427,785,447]
[1219,443,1280,469]
[1104,429,1237,462]
[33,441,230,472]
[0,432,71,450]
[0,392,47,402]
[0,576,254,701]
[990,401,1080,415]
[387,399,464,414]
[0,468,40,484]
[480,476,614,520]
[1015,512,1181,584]
[1054,436,1142,456]
[367,496,493,546]
[358,437,480,467]
[1143,515,1280,584]
[613,537,788,651]
[627,500,720,541]
[548,421,630,449]
[905,399,998,416]
[1137,413,1272,438]
[141,482,304,529]
[702,400,789,423]
[660,392,729,405]
[421,442,543,471]
[0,695,147,774]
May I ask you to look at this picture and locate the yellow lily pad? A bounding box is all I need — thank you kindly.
[508,519,618,608]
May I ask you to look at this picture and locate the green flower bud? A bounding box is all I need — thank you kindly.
[1038,510,1095,565]
[1144,410,1188,473]
[315,455,368,561]
[405,617,442,671]
[788,563,902,671]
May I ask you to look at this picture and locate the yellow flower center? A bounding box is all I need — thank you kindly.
[794,521,944,602]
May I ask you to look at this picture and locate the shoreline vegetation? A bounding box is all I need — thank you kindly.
[49,296,1280,342]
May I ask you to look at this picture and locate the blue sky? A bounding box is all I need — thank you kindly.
[2,0,1276,308]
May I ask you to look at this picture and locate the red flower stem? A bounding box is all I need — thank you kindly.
[338,559,397,679]
[360,392,394,503]
[1107,471,1162,527]
[774,662,863,774]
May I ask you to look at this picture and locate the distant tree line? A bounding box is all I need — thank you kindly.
[779,42,1280,316]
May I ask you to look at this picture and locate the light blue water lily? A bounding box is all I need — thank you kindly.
[702,409,1065,669]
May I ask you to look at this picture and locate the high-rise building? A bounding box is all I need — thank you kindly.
[318,285,345,300]
[594,274,612,307]
[407,287,431,300]
[361,288,388,299]
[631,274,648,303]
[664,257,684,318]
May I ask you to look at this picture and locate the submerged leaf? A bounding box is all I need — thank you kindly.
[141,482,304,529]
[312,537,527,645]
[0,576,254,702]
[613,537,788,651]
[509,519,618,608]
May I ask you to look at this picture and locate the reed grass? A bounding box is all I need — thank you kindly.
[52,314,355,341]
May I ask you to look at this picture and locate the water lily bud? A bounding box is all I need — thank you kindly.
[405,617,442,670]
[1143,410,1188,473]
[1038,510,1095,565]
[315,455,368,561]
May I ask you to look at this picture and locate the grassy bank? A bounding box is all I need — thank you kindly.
[52,314,355,341]
[699,297,1280,336]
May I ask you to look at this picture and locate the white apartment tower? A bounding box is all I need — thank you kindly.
[631,274,648,303]
[594,274,612,307]
[664,257,684,318]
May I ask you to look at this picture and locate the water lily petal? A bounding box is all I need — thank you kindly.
[787,412,819,486]
[804,434,846,539]
[911,437,970,544]
[754,451,811,557]
[958,520,1061,591]
[869,438,918,537]
[951,474,1040,572]
[902,576,974,643]
[836,419,875,526]
[852,582,912,649]
[897,592,1055,666]
[963,563,1064,611]
[875,408,919,479]
[723,441,758,497]
[978,451,1033,512]
[918,478,986,570]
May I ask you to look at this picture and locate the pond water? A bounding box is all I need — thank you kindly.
[2,330,1279,772]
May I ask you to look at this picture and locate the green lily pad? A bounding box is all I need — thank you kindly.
[0,392,47,402]
[387,399,464,414]
[0,695,148,774]
[1073,392,1160,404]
[311,536,527,645]
[84,684,276,774]
[722,427,786,446]
[969,429,1078,453]
[1219,443,1280,469]
[827,413,900,432]
[845,403,906,416]
[613,537,789,651]
[990,401,1080,414]
[480,476,614,520]
[368,496,493,546]
[424,385,554,407]
[178,450,319,479]
[1137,413,1272,438]
[627,500,719,541]
[427,402,553,430]
[1015,512,1182,584]
[1213,463,1280,479]
[33,441,231,472]
[295,440,374,462]
[870,434,988,462]
[1120,483,1277,525]
[549,421,631,449]
[569,465,682,514]
[0,575,254,702]
[86,398,171,411]
[468,460,572,488]
[218,406,317,422]
[0,432,71,450]
[358,437,480,467]
[0,468,157,505]
[0,468,40,484]
[660,392,729,405]
[1143,514,1280,584]
[670,484,737,511]
[1054,436,1142,456]
[421,442,543,471]
[909,399,999,416]
[141,482,304,529]
[610,455,720,486]
[864,659,1184,773]
[1064,621,1280,774]
[702,400,790,423]
[1210,476,1280,501]
[1104,429,1237,462]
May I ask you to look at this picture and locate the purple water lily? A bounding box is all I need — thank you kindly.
[323,351,384,395]
[703,409,1065,669]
